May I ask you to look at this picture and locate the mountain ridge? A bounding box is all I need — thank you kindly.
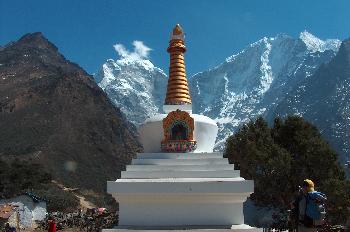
[95,31,348,168]
[269,38,350,165]
[95,57,167,126]
[0,32,141,199]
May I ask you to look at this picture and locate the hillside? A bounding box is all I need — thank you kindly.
[0,33,141,200]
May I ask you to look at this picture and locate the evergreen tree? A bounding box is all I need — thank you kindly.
[225,116,292,205]
[225,115,350,224]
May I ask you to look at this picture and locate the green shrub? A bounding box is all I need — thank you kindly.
[0,158,78,212]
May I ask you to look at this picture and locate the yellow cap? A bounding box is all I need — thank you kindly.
[303,179,315,192]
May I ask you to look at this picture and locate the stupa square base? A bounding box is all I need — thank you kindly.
[118,201,244,226]
[108,178,254,226]
[102,224,262,232]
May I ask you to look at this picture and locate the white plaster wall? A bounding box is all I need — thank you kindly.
[163,105,192,113]
[108,179,253,226]
[139,115,165,153]
[121,170,240,178]
[32,202,47,221]
[126,164,234,171]
[103,226,262,232]
[7,212,18,228]
[118,201,244,226]
[108,179,253,194]
[136,152,223,159]
[139,114,218,153]
[193,115,218,152]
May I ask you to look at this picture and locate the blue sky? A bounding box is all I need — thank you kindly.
[1,0,350,76]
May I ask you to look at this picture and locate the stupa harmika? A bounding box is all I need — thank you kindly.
[104,24,261,232]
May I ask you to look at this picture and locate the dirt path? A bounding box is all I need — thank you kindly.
[51,180,96,210]
[75,194,96,209]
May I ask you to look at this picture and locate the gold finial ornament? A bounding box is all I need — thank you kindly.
[173,24,183,35]
[164,24,192,105]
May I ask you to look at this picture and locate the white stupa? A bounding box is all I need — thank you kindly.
[104,24,261,232]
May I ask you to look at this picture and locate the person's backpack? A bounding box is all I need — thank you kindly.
[305,191,327,226]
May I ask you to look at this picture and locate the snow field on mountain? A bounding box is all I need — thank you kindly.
[95,32,346,163]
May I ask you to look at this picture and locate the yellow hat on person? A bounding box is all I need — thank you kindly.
[303,179,315,192]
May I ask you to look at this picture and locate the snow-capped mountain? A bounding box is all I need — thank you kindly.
[299,31,340,53]
[94,32,346,163]
[95,58,167,126]
[268,38,350,166]
[190,31,340,149]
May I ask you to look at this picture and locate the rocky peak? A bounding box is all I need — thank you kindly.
[10,32,58,52]
[95,56,167,126]
[333,38,350,66]
[299,30,341,53]
[0,32,87,77]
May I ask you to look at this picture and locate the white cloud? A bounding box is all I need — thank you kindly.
[113,40,152,61]
[133,41,151,58]
[113,44,129,57]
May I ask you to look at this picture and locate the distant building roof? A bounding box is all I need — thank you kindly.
[25,192,47,202]
[0,204,17,219]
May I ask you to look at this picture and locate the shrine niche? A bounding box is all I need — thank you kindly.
[161,109,197,152]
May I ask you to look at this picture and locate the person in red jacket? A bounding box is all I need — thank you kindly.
[48,216,57,232]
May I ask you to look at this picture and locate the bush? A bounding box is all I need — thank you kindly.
[0,158,78,212]
[0,158,51,198]
[32,185,79,212]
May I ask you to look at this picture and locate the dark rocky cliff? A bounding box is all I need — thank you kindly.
[0,33,141,195]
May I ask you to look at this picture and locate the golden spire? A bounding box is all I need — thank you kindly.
[164,24,192,105]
